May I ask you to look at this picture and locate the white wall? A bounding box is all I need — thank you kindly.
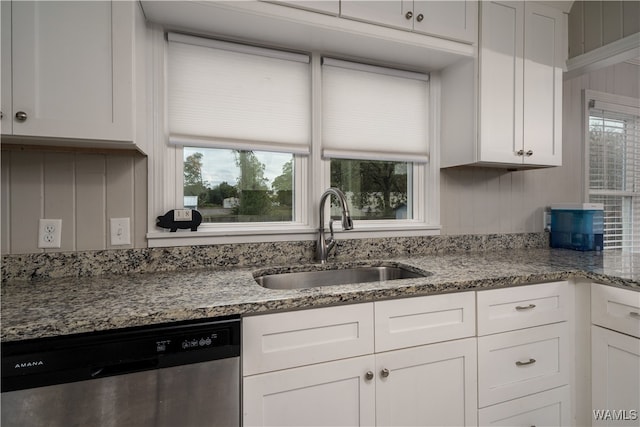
[0,149,147,254]
[2,62,637,253]
[441,60,640,235]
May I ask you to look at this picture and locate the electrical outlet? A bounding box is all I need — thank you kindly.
[174,209,192,222]
[38,219,62,248]
[110,218,131,246]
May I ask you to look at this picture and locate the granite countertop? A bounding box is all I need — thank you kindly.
[2,248,639,343]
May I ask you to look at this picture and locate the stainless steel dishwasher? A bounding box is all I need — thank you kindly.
[1,316,240,427]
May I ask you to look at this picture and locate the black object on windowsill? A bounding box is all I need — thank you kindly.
[156,210,203,232]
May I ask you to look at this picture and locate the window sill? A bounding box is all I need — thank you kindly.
[146,224,441,247]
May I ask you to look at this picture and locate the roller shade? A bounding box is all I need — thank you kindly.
[322,58,429,163]
[167,33,311,154]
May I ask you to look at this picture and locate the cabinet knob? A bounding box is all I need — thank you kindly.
[515,358,536,367]
[416,13,424,22]
[365,371,374,381]
[516,149,524,156]
[630,312,640,318]
[0,111,3,119]
[405,11,413,20]
[380,368,390,378]
[525,150,533,156]
[15,111,28,122]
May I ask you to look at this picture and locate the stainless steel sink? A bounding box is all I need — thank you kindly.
[254,264,430,290]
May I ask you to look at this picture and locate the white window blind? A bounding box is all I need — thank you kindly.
[588,98,640,251]
[321,58,429,163]
[167,33,311,154]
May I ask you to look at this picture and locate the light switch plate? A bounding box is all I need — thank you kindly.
[110,218,131,246]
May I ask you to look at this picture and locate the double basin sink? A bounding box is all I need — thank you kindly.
[254,263,430,290]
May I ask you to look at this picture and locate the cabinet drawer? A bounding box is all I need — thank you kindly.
[591,283,640,339]
[478,322,569,407]
[243,303,374,375]
[375,292,475,352]
[478,386,571,427]
[477,282,570,335]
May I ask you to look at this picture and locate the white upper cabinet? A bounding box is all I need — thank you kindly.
[341,0,477,43]
[2,1,145,149]
[441,0,565,169]
[479,1,563,167]
[1,2,12,136]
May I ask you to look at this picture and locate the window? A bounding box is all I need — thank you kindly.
[152,33,439,245]
[322,58,430,225]
[183,148,295,223]
[166,33,310,226]
[586,91,640,251]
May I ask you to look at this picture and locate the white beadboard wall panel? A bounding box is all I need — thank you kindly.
[9,151,43,253]
[106,155,134,250]
[569,0,640,59]
[76,154,107,251]
[43,153,76,252]
[441,61,639,235]
[583,1,603,54]
[623,1,640,37]
[0,150,147,254]
[1,152,11,254]
[134,153,148,248]
[602,1,622,46]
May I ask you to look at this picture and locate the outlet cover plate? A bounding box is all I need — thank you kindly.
[38,219,62,248]
[110,218,131,246]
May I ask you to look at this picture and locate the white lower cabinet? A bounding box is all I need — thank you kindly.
[478,322,570,408]
[243,355,376,427]
[243,339,477,427]
[478,386,571,427]
[591,326,640,427]
[376,338,477,427]
[243,292,477,426]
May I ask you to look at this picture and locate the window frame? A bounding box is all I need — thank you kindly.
[146,34,441,247]
[583,89,640,251]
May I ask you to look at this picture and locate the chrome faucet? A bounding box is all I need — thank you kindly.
[317,187,354,263]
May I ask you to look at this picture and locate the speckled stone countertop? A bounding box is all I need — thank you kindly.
[2,248,639,342]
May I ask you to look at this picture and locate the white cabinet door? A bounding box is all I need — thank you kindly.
[376,338,478,427]
[522,2,563,166]
[243,303,374,375]
[9,1,133,141]
[375,291,475,352]
[478,1,524,165]
[243,355,376,427]
[479,386,572,427]
[478,322,570,408]
[592,325,640,427]
[591,283,640,339]
[341,0,412,31]
[476,281,570,335]
[1,1,12,135]
[413,1,477,43]
[476,0,563,167]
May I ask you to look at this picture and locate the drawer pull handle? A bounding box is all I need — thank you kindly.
[515,358,536,367]
[630,312,640,318]
[515,304,536,311]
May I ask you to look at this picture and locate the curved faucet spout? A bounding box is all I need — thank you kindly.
[317,188,354,263]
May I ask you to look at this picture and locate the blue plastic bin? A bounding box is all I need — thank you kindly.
[550,204,604,251]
